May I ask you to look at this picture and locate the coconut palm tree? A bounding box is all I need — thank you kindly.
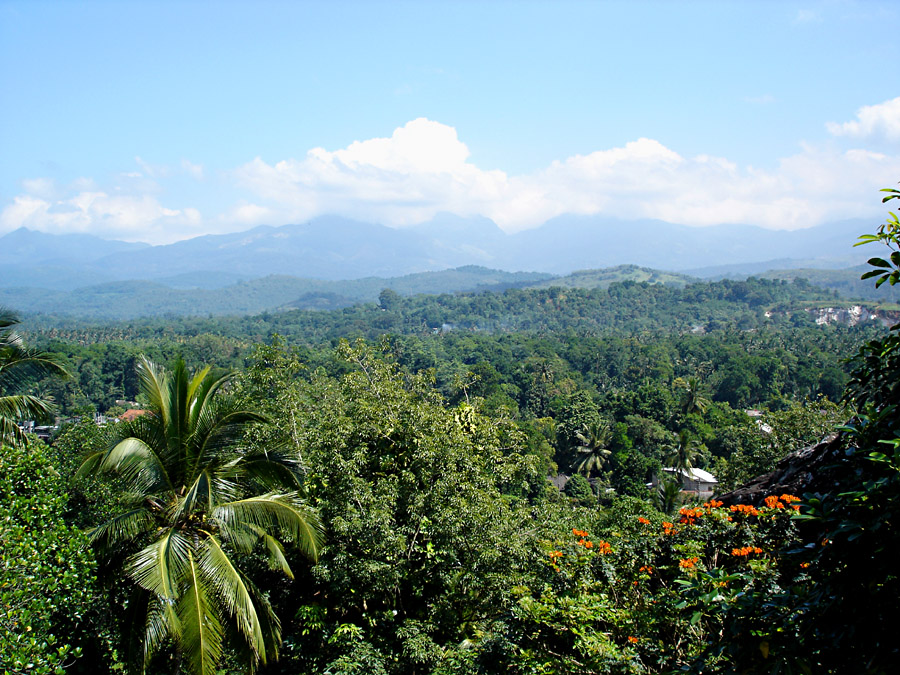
[79,357,323,675]
[674,376,710,418]
[572,420,612,479]
[667,428,700,487]
[0,307,68,446]
[652,474,682,514]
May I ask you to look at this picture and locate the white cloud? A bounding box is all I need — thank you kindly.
[4,117,900,244]
[21,177,57,199]
[827,97,900,142]
[233,118,509,227]
[0,190,203,243]
[233,120,900,232]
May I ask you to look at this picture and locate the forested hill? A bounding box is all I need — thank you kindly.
[25,276,885,345]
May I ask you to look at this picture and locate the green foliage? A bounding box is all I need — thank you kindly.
[564,472,595,507]
[0,442,99,674]
[8,188,900,674]
[716,397,848,490]
[79,357,323,675]
[464,495,807,673]
[855,184,900,290]
[247,339,548,673]
[0,307,69,446]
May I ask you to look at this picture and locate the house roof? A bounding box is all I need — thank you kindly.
[119,408,151,422]
[663,467,718,483]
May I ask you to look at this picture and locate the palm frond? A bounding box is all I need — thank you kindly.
[87,508,156,553]
[259,530,293,578]
[0,393,54,423]
[173,469,214,522]
[186,365,214,415]
[0,343,69,387]
[192,406,267,457]
[0,415,27,447]
[214,493,323,562]
[137,356,171,430]
[242,573,282,662]
[226,449,305,490]
[0,307,21,330]
[199,537,266,662]
[215,521,262,554]
[99,436,172,495]
[144,592,180,667]
[127,528,192,600]
[177,552,225,675]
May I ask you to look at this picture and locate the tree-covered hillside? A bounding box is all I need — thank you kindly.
[3,204,900,673]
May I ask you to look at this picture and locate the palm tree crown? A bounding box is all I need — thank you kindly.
[572,420,612,478]
[79,357,323,675]
[667,428,699,481]
[0,307,69,446]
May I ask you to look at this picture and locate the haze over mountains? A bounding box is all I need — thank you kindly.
[1,213,887,319]
[1,214,871,285]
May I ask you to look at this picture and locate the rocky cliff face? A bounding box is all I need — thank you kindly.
[807,305,899,327]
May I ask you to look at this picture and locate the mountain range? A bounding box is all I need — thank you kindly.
[0,214,889,319]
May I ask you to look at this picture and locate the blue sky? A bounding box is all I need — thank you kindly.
[2,0,898,243]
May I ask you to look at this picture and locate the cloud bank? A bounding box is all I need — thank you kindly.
[3,106,900,244]
[827,97,900,142]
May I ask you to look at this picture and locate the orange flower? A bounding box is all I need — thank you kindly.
[572,528,589,538]
[548,550,563,560]
[730,504,760,517]
[703,499,724,509]
[595,540,612,554]
[780,494,800,503]
[764,495,782,509]
[628,636,639,644]
[800,562,811,569]
[637,516,650,525]
[639,565,653,574]
[679,557,700,569]
[731,546,764,557]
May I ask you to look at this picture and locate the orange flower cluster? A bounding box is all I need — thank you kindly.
[548,549,564,571]
[637,516,651,525]
[639,565,653,574]
[572,528,595,549]
[679,557,700,569]
[763,494,801,511]
[628,636,639,644]
[731,546,764,557]
[594,540,612,554]
[703,500,724,509]
[800,562,811,569]
[679,506,705,525]
[662,521,676,535]
[730,503,760,517]
[764,495,785,509]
